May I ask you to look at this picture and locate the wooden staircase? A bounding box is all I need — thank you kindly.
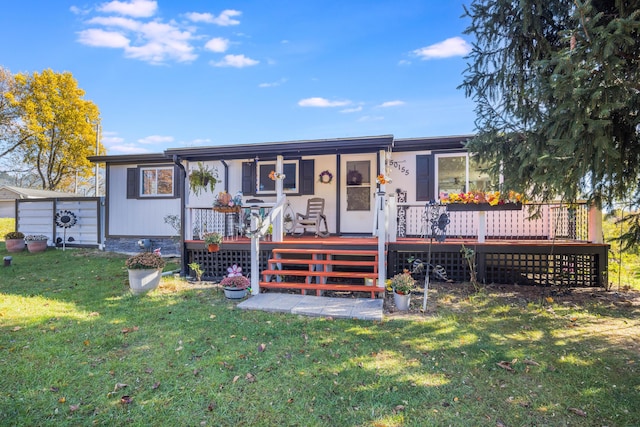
[260,248,386,298]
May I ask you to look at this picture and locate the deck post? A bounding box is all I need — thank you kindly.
[588,204,603,243]
[477,211,486,243]
[377,191,387,290]
[388,192,397,243]
[250,207,260,295]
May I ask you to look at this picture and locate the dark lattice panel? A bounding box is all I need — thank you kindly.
[391,251,469,283]
[483,252,599,286]
[188,248,270,281]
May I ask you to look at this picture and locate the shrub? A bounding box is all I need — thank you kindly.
[125,252,166,270]
[4,231,24,240]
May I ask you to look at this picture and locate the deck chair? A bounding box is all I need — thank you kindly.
[292,197,330,237]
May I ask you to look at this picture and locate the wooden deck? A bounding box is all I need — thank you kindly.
[185,235,609,288]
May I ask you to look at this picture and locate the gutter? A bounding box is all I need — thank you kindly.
[172,155,188,277]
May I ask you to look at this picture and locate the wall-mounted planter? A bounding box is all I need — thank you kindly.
[446,203,522,212]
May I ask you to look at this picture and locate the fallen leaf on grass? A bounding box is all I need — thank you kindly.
[11,326,21,332]
[568,407,587,417]
[152,382,161,390]
[121,326,139,334]
[246,372,256,383]
[393,405,405,413]
[113,383,128,391]
[120,396,132,405]
[58,397,66,403]
[232,375,240,383]
[496,361,515,372]
[69,404,80,412]
[49,387,59,392]
[258,343,267,352]
[207,401,216,411]
[523,359,540,366]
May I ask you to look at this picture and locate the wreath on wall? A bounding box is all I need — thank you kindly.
[318,170,333,184]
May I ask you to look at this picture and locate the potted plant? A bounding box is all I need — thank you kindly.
[390,271,415,311]
[220,274,250,299]
[4,231,25,253]
[125,252,166,295]
[24,234,48,253]
[189,162,218,196]
[203,232,223,252]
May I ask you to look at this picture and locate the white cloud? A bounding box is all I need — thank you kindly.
[77,29,130,48]
[189,138,211,145]
[137,135,175,144]
[210,54,259,68]
[101,132,125,146]
[185,9,241,26]
[87,16,142,31]
[98,0,158,18]
[413,36,471,60]
[298,97,351,108]
[398,59,411,66]
[78,20,197,63]
[340,106,362,113]
[258,78,287,88]
[109,143,152,154]
[378,100,405,108]
[204,37,229,53]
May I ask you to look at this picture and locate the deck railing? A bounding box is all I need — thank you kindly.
[395,202,590,241]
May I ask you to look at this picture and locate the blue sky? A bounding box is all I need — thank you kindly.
[1,0,475,155]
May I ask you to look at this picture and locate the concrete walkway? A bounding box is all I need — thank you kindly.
[237,293,383,321]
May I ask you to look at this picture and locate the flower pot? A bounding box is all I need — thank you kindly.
[393,291,411,311]
[5,238,25,253]
[128,268,163,295]
[207,243,220,252]
[224,286,248,299]
[26,240,48,253]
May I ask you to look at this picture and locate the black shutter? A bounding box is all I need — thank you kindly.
[300,159,314,195]
[242,162,256,195]
[126,168,138,199]
[416,155,434,201]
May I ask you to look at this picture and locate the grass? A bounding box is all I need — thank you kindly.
[1,245,638,426]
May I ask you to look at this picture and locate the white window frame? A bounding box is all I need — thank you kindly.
[256,160,299,195]
[140,166,174,197]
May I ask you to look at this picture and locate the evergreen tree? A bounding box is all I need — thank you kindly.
[460,0,640,247]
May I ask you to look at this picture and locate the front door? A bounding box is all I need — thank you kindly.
[340,154,376,234]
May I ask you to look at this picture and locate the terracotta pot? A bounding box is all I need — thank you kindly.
[26,240,48,253]
[207,243,220,252]
[5,238,25,253]
[128,268,163,295]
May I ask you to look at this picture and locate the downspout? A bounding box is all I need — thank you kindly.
[172,155,188,277]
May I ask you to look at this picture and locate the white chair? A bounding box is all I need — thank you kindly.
[291,198,329,237]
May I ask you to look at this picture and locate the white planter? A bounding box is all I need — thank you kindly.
[128,268,163,295]
[224,287,248,299]
[393,291,411,311]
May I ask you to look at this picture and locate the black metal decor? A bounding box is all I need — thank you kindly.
[55,210,78,251]
[416,202,450,312]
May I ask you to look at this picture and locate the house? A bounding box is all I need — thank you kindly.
[89,134,608,292]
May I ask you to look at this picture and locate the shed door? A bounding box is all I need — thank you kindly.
[340,154,376,234]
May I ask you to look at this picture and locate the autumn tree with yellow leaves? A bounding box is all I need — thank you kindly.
[4,68,105,190]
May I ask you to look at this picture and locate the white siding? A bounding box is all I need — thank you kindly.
[108,165,181,236]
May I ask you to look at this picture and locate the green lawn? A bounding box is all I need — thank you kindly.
[0,245,638,426]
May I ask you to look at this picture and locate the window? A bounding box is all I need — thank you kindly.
[127,165,180,199]
[141,166,174,197]
[436,154,494,199]
[256,161,298,194]
[242,159,314,196]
